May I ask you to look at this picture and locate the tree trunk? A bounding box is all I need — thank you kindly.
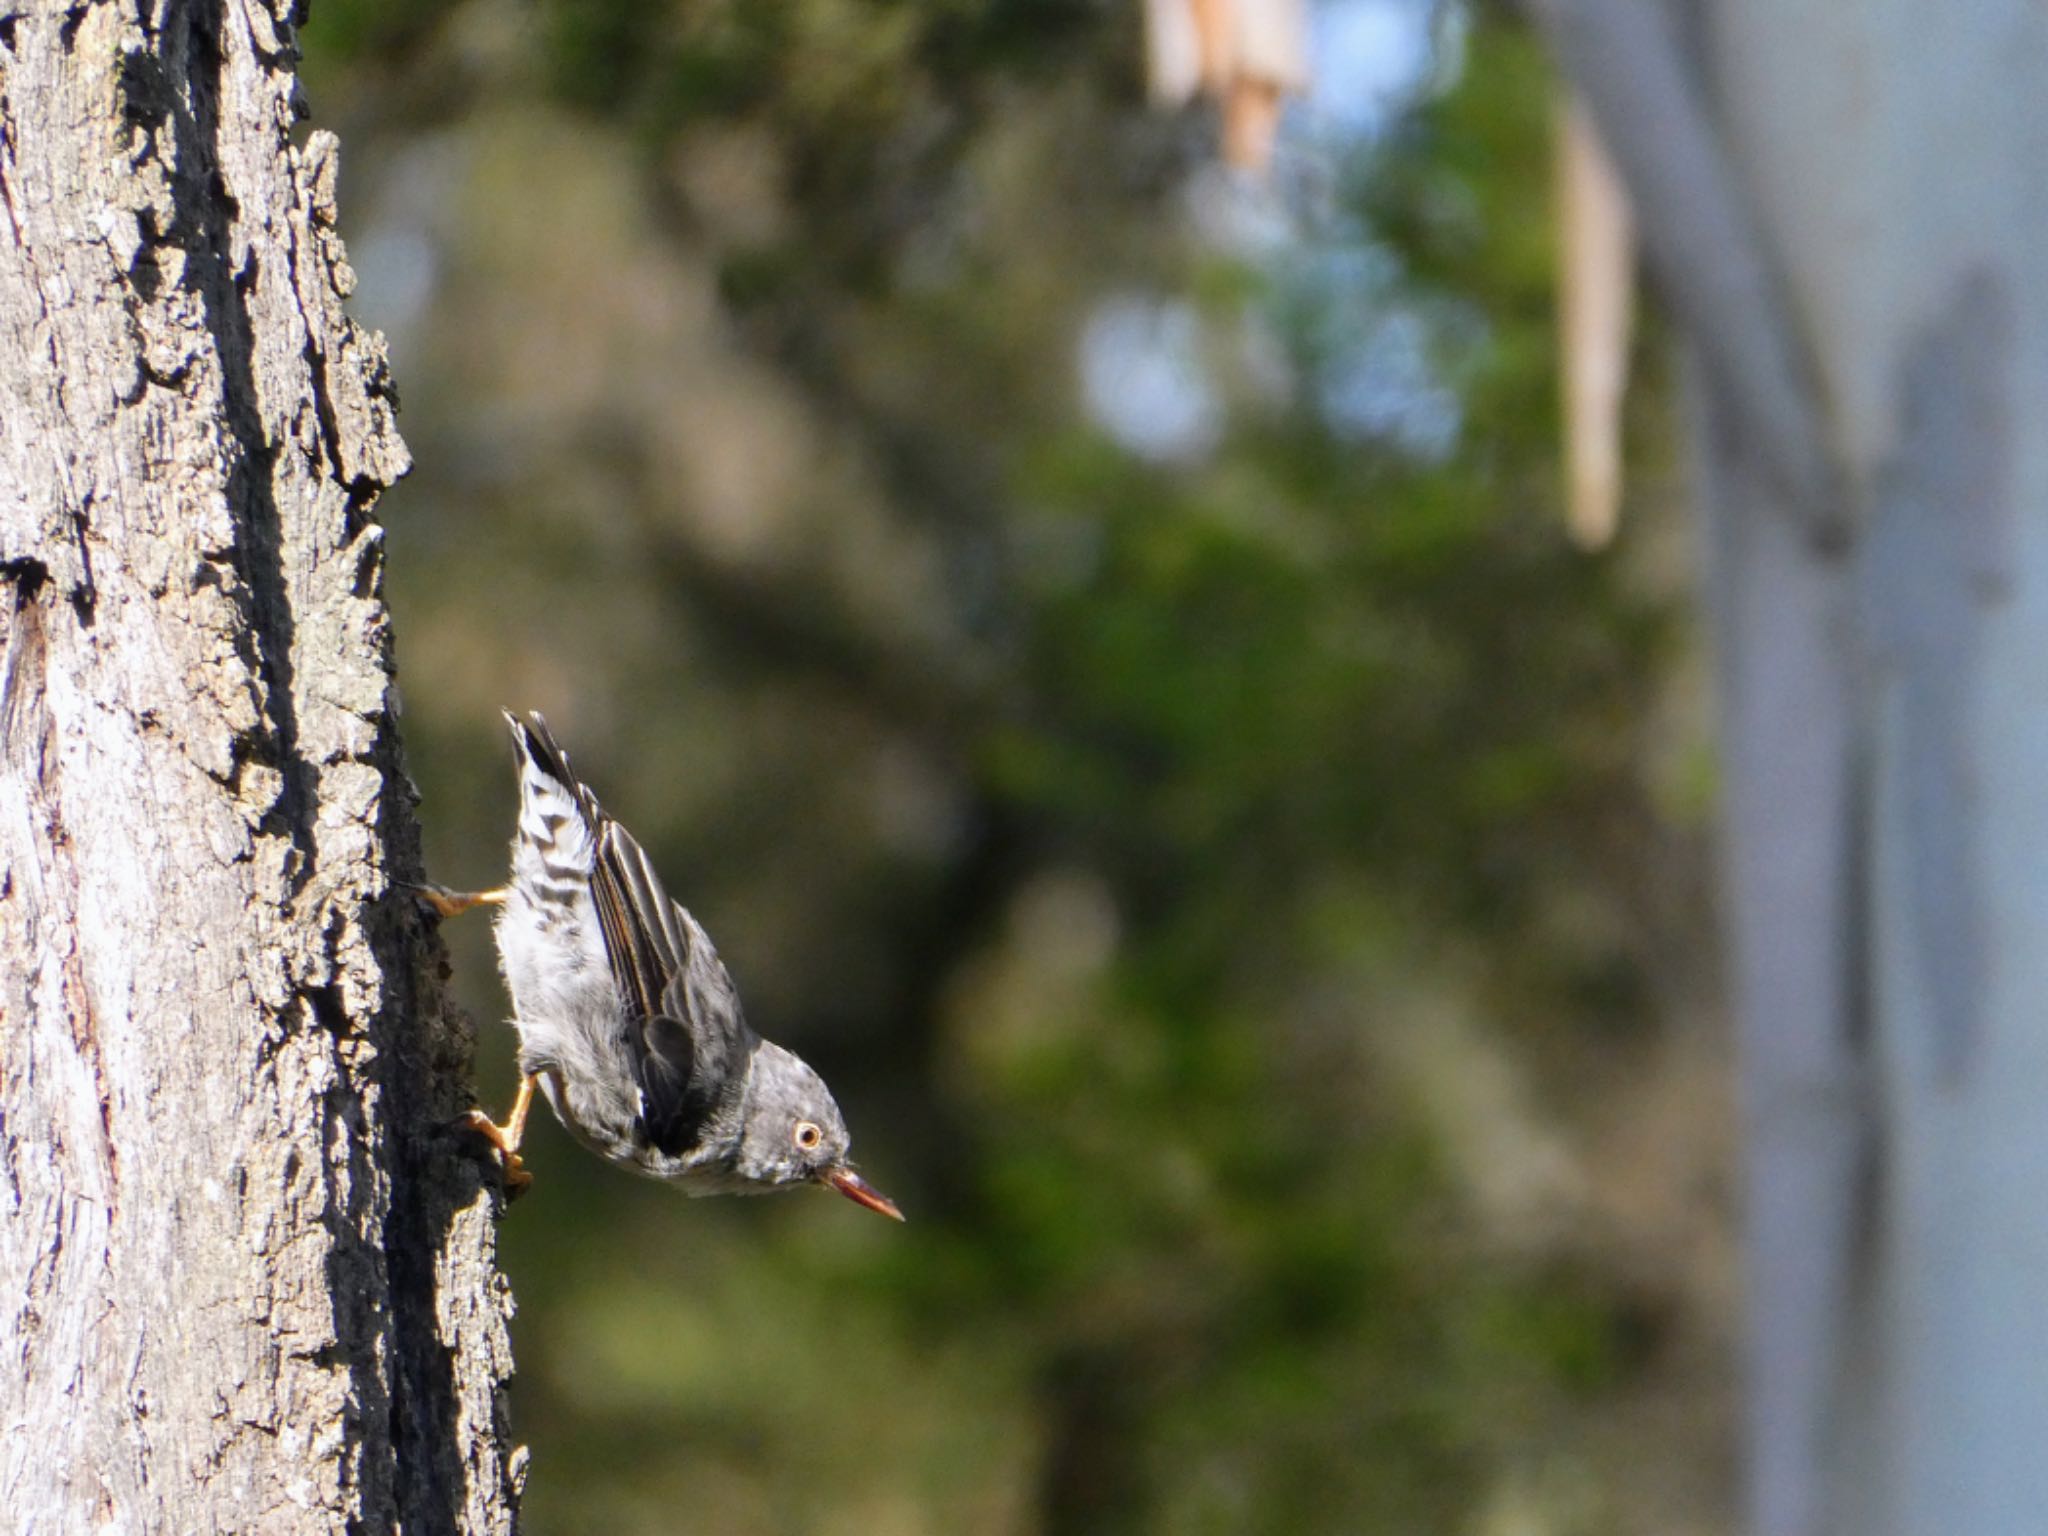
[1533,1,2048,1532]
[1705,8,2047,1533]
[0,4,519,1532]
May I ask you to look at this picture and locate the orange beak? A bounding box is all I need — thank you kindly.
[822,1166,904,1222]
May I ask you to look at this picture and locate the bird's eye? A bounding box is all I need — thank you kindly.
[793,1121,823,1152]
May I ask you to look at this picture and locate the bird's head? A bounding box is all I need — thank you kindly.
[737,1041,902,1220]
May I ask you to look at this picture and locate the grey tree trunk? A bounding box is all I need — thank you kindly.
[1530,2,2048,1533]
[0,4,519,1532]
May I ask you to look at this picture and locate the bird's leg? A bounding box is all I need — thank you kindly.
[501,1071,537,1151]
[413,883,509,920]
[461,1072,539,1196]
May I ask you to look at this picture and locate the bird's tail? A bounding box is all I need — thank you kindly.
[503,710,603,904]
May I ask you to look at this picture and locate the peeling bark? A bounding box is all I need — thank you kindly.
[0,4,518,1532]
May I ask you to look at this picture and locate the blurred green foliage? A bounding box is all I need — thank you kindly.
[306,0,1723,1531]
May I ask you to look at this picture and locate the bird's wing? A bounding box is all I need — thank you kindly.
[514,712,758,1155]
[633,1013,715,1157]
[510,712,755,1153]
[512,711,685,1023]
[594,819,757,1155]
[643,895,756,1150]
[589,815,686,1026]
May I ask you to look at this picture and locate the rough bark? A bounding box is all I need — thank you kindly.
[0,4,519,1532]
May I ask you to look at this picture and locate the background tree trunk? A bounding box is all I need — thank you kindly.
[1536,1,2048,1531]
[1706,8,2047,1533]
[0,4,518,1531]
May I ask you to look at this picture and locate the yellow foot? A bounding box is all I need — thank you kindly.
[412,883,509,920]
[457,1074,538,1198]
[459,1109,534,1197]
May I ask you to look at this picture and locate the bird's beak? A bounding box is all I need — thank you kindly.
[821,1166,904,1222]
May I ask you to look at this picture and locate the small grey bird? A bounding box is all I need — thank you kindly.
[424,711,901,1220]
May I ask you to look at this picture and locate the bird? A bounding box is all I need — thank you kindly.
[419,710,902,1221]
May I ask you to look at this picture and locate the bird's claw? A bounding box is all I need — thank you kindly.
[499,1154,533,1198]
[456,1108,534,1199]
[409,882,509,921]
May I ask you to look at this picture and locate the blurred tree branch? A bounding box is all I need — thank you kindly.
[1522,0,1847,548]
